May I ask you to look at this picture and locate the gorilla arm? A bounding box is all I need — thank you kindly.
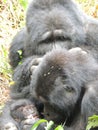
[9,28,27,69]
[10,56,42,99]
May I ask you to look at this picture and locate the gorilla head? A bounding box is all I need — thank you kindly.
[10,0,98,69]
[30,47,98,127]
[25,0,86,57]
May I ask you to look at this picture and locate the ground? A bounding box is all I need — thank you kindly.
[0,74,10,106]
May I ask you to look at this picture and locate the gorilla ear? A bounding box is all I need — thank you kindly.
[81,83,98,122]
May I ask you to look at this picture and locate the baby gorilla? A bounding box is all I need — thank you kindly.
[30,47,98,130]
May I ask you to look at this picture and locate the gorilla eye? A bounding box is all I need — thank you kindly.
[39,35,71,44]
[64,85,74,92]
[39,36,54,44]
[55,36,71,41]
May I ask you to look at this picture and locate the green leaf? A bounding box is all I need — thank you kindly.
[19,0,28,9]
[45,121,54,130]
[55,125,64,130]
[86,115,98,130]
[17,50,22,56]
[31,119,48,130]
[17,50,23,59]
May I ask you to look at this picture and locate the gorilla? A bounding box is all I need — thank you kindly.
[1,0,98,129]
[9,0,98,102]
[31,47,98,130]
[9,0,98,69]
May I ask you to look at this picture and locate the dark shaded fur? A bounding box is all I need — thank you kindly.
[31,48,98,130]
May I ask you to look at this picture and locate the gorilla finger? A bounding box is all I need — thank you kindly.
[30,65,38,72]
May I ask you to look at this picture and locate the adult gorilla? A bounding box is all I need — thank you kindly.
[10,0,98,68]
[0,0,98,129]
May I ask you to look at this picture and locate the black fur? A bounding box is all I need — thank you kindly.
[31,47,98,130]
[1,0,98,129]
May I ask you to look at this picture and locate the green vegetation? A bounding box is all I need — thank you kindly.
[86,115,98,130]
[31,116,98,130]
[0,0,28,80]
[31,119,64,130]
[0,0,28,107]
[0,44,12,80]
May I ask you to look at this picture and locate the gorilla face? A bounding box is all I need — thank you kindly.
[43,103,66,124]
[25,0,86,57]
